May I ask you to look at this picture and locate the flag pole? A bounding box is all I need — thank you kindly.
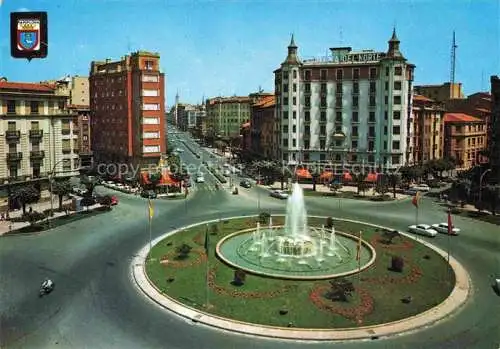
[148,199,152,257]
[447,208,451,264]
[204,223,210,308]
[357,231,362,325]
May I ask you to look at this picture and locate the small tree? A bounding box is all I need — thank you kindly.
[259,212,271,224]
[391,256,405,272]
[311,166,321,192]
[352,173,368,195]
[11,186,40,215]
[375,183,390,196]
[26,211,46,226]
[176,243,192,260]
[325,278,355,302]
[51,179,71,211]
[325,217,334,229]
[80,175,97,197]
[387,173,401,199]
[382,230,400,244]
[330,183,342,193]
[233,269,246,286]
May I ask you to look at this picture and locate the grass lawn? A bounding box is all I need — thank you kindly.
[146,216,455,329]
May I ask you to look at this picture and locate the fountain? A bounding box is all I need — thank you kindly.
[217,182,375,279]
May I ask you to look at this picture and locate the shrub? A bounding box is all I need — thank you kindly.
[325,217,334,229]
[210,224,219,235]
[258,212,271,224]
[391,256,404,272]
[233,269,246,286]
[325,278,354,302]
[176,243,192,260]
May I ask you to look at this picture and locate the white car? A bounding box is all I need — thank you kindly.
[431,223,460,235]
[195,176,205,183]
[411,184,430,192]
[270,190,289,200]
[407,224,438,237]
[223,169,231,177]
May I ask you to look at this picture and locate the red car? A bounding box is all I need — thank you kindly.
[111,196,119,206]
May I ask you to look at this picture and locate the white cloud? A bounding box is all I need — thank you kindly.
[16,7,30,12]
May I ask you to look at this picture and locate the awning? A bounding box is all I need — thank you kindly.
[320,171,334,180]
[365,173,379,182]
[343,172,352,181]
[296,168,312,179]
[159,172,181,186]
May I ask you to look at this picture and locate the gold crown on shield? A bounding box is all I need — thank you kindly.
[20,22,36,30]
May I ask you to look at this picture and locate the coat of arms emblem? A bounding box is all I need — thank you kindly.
[17,19,40,51]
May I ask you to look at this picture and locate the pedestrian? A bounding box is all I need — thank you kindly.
[29,206,33,213]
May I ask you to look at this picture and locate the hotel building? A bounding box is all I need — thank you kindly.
[90,51,166,168]
[0,80,81,192]
[274,30,415,170]
[205,96,252,139]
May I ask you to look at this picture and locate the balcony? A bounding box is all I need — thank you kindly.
[319,134,327,139]
[62,147,72,154]
[319,119,327,124]
[61,127,71,135]
[7,152,22,162]
[5,130,20,142]
[303,119,311,124]
[30,150,45,160]
[29,129,44,139]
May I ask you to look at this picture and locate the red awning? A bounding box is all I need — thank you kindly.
[320,171,334,180]
[365,173,378,182]
[159,172,181,186]
[343,172,352,181]
[296,168,312,179]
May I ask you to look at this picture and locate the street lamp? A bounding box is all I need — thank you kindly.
[48,158,66,227]
[478,168,492,212]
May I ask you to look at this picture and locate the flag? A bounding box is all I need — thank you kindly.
[447,209,453,235]
[356,231,362,261]
[148,199,154,221]
[204,225,209,255]
[412,191,421,208]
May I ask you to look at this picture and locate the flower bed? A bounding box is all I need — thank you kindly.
[160,248,207,268]
[369,233,414,250]
[363,259,423,285]
[309,284,374,323]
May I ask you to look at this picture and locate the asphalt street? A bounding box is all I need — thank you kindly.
[1,132,499,349]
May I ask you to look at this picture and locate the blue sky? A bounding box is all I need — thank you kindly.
[1,0,498,107]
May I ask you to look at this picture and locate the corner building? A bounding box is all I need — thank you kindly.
[274,30,415,170]
[90,51,166,168]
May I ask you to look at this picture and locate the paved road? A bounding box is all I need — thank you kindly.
[1,134,499,349]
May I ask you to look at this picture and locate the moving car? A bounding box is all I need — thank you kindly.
[431,223,460,235]
[411,184,430,192]
[195,176,205,183]
[270,190,289,200]
[141,190,157,199]
[240,180,252,188]
[407,224,438,237]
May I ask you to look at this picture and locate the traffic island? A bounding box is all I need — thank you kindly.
[132,216,470,340]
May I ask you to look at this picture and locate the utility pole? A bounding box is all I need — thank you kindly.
[450,31,457,98]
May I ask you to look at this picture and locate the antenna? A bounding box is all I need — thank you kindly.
[450,31,457,98]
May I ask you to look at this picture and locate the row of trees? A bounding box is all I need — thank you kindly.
[398,158,456,182]
[449,178,500,215]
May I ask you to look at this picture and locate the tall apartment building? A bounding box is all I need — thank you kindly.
[414,82,464,102]
[176,104,206,132]
[0,80,81,193]
[90,51,166,167]
[444,113,487,169]
[205,96,252,139]
[410,94,445,164]
[490,76,500,184]
[250,94,276,159]
[274,30,415,169]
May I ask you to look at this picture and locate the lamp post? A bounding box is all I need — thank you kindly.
[48,158,66,227]
[478,168,492,212]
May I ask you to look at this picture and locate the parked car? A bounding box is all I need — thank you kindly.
[240,180,252,188]
[431,223,460,235]
[72,187,87,196]
[141,190,157,199]
[223,169,231,177]
[407,224,438,237]
[270,190,289,200]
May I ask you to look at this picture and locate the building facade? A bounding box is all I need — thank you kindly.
[90,51,166,168]
[250,94,276,159]
[410,94,445,164]
[491,76,500,184]
[444,113,487,169]
[205,96,252,139]
[0,80,81,192]
[414,82,464,102]
[274,30,415,170]
[176,103,206,132]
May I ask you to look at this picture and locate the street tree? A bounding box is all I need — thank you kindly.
[51,179,71,211]
[352,173,368,195]
[311,165,321,192]
[11,185,40,214]
[375,183,390,196]
[80,175,97,197]
[387,173,401,199]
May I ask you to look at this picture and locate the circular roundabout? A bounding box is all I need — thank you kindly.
[132,214,471,341]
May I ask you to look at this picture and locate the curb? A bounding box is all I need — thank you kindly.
[131,215,471,342]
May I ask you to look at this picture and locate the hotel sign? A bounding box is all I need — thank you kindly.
[333,52,383,63]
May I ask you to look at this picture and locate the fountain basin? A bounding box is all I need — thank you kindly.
[216,226,376,280]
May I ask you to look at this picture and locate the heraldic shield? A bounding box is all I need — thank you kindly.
[17,21,40,51]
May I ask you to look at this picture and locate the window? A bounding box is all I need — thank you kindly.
[385,67,389,76]
[7,100,16,113]
[143,145,160,153]
[393,111,401,119]
[368,140,375,151]
[283,111,289,119]
[336,82,343,94]
[352,96,358,107]
[320,125,326,134]
[293,111,297,119]
[58,101,65,110]
[304,83,311,92]
[8,121,16,131]
[369,95,376,106]
[142,75,159,82]
[304,111,310,121]
[320,96,327,107]
[352,126,358,136]
[292,139,296,147]
[394,66,402,76]
[351,140,358,148]
[321,83,327,93]
[320,111,326,121]
[293,70,297,79]
[304,140,310,149]
[144,131,160,139]
[283,71,289,80]
[392,155,400,164]
[393,126,400,134]
[320,140,326,149]
[320,69,327,80]
[369,67,377,79]
[62,139,71,152]
[83,135,88,141]
[283,139,288,147]
[385,81,389,90]
[145,60,154,70]
[293,84,297,92]
[394,81,402,90]
[305,125,310,134]
[353,68,359,80]
[293,97,296,105]
[369,126,375,137]
[305,96,311,107]
[292,125,296,133]
[31,121,39,130]
[385,96,389,104]
[304,70,311,81]
[283,125,288,133]
[62,159,72,171]
[392,141,400,150]
[353,82,359,94]
[143,117,160,124]
[142,103,160,111]
[336,69,343,80]
[142,89,159,97]
[394,96,401,105]
[30,101,39,114]
[284,97,289,105]
[369,111,375,122]
[335,112,342,122]
[283,84,289,92]
[352,112,358,122]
